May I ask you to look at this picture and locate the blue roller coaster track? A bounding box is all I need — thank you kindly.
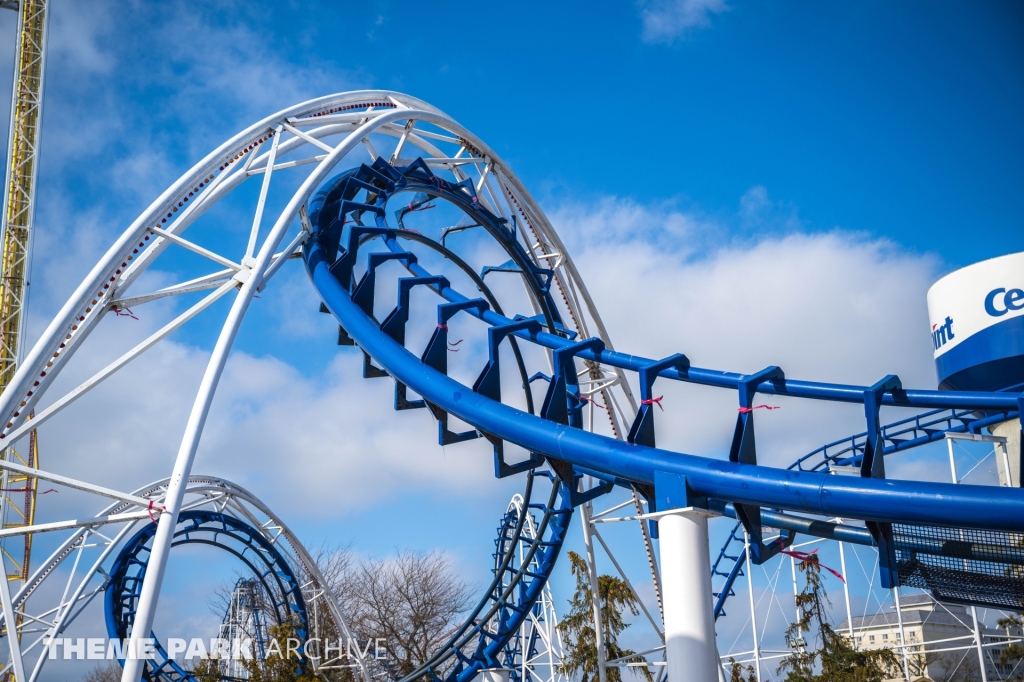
[301,155,1024,680]
[105,511,308,682]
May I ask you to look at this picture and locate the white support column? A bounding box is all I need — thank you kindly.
[947,433,989,682]
[892,587,910,682]
[742,531,761,682]
[579,492,607,682]
[790,555,802,641]
[120,180,306,682]
[120,282,251,682]
[0,550,26,681]
[659,508,717,682]
[837,531,854,646]
[971,605,988,682]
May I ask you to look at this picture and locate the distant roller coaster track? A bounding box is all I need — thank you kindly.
[0,91,1019,682]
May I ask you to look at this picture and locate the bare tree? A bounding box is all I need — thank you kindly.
[347,550,474,680]
[928,650,982,682]
[207,546,473,681]
[82,661,122,682]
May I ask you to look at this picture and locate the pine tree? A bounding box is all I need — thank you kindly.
[998,614,1024,679]
[557,551,653,682]
[728,656,757,682]
[777,552,899,682]
[189,655,223,682]
[243,619,319,682]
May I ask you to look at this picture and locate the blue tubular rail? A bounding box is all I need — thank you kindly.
[711,403,1020,619]
[307,233,1024,531]
[302,158,1024,664]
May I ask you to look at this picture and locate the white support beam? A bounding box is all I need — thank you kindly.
[148,227,242,271]
[0,459,157,509]
[281,121,335,154]
[110,271,232,309]
[2,281,235,444]
[0,510,150,539]
[246,126,282,261]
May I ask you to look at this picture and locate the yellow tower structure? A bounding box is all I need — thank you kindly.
[0,0,50,597]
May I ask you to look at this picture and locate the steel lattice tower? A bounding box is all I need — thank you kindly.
[0,0,48,608]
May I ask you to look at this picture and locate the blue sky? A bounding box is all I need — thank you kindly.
[1,0,1022,676]
[7,0,1024,270]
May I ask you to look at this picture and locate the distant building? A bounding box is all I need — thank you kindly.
[838,593,1022,681]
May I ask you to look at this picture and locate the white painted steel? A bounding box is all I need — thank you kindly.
[892,587,910,681]
[0,475,364,682]
[578,494,607,682]
[506,494,567,682]
[659,509,718,682]
[742,531,761,682]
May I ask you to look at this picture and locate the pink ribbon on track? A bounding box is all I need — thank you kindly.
[113,306,139,320]
[405,202,435,213]
[436,324,463,351]
[148,499,166,524]
[0,487,57,494]
[641,396,664,411]
[782,549,845,583]
[738,404,780,414]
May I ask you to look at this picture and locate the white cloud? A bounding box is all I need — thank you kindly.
[551,193,942,464]
[33,308,503,524]
[48,0,116,76]
[639,0,729,44]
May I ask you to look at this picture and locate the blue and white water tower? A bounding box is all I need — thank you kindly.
[927,251,1024,485]
[927,251,1024,392]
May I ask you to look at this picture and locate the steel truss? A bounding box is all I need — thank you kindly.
[496,493,568,682]
[0,472,360,681]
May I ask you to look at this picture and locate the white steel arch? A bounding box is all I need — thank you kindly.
[0,91,653,682]
[0,474,358,682]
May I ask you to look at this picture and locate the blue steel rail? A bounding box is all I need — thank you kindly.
[105,511,308,682]
[302,158,1024,674]
[400,471,573,682]
[712,398,1021,619]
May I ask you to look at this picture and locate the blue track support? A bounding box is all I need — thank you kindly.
[728,366,791,564]
[626,354,689,449]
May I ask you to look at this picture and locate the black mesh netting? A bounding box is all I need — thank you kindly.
[894,524,1024,610]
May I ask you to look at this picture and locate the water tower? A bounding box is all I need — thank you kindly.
[927,251,1024,484]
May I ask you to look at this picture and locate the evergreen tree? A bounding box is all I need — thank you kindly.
[243,619,319,682]
[777,552,899,682]
[728,656,757,682]
[557,551,653,682]
[998,614,1024,679]
[190,655,223,682]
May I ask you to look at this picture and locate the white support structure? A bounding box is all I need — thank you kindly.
[506,494,566,682]
[946,433,991,682]
[658,509,718,682]
[0,91,656,680]
[742,532,762,682]
[579,495,608,682]
[892,587,910,682]
[837,532,854,645]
